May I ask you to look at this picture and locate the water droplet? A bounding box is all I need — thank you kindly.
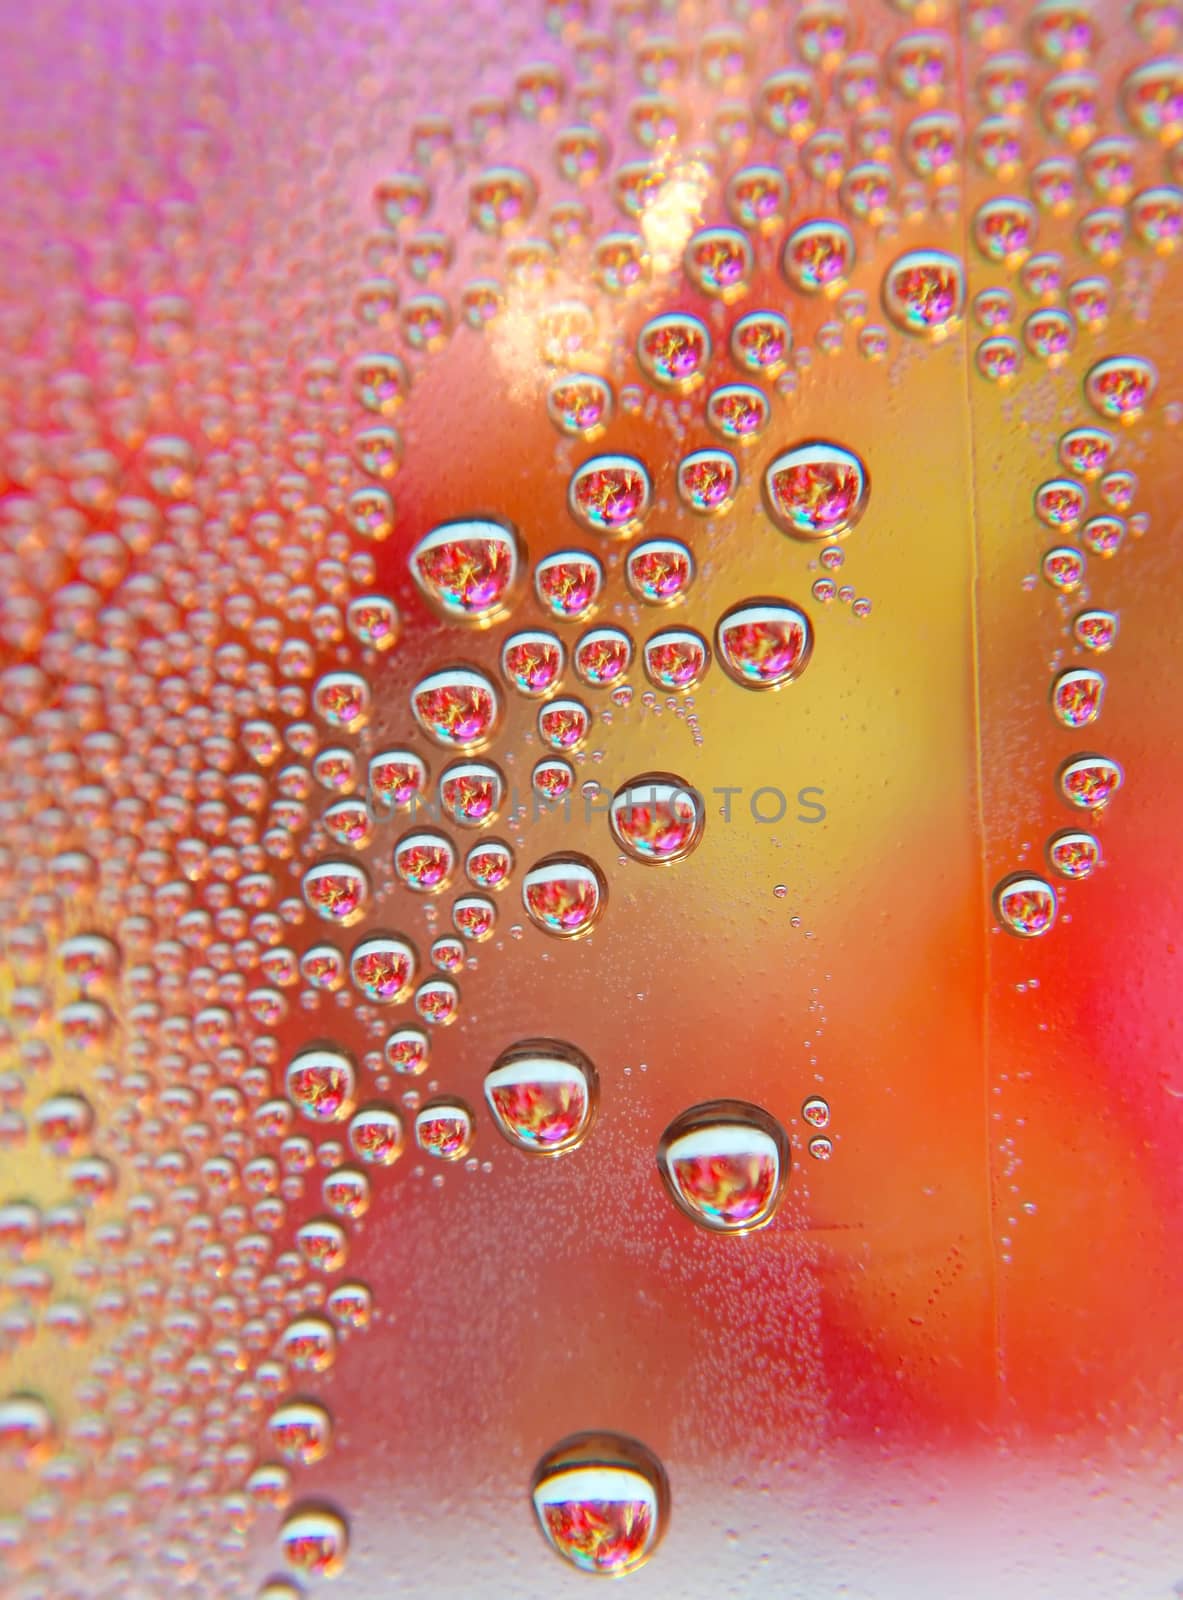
[715,599,814,689]
[1051,666,1105,726]
[641,629,711,691]
[808,1135,834,1160]
[1047,828,1101,879]
[522,854,607,938]
[465,839,515,891]
[301,945,347,992]
[394,830,456,893]
[657,1100,790,1233]
[684,227,754,300]
[485,1040,599,1154]
[415,977,460,1027]
[726,164,789,231]
[994,872,1058,937]
[976,335,1022,383]
[280,1317,338,1374]
[973,196,1038,264]
[438,760,506,828]
[414,1099,474,1160]
[637,313,712,392]
[1024,307,1076,364]
[350,936,417,1004]
[1058,752,1123,810]
[534,551,604,622]
[410,519,524,626]
[302,862,370,927]
[534,758,575,800]
[411,667,502,751]
[0,1395,55,1462]
[802,1095,831,1128]
[453,895,497,941]
[296,1216,348,1273]
[763,441,869,540]
[348,1105,405,1167]
[1121,58,1183,144]
[286,1049,356,1126]
[730,310,792,376]
[280,1504,349,1578]
[385,1027,430,1076]
[573,628,634,687]
[370,749,429,811]
[1059,425,1116,478]
[1072,608,1118,653]
[548,374,613,439]
[626,540,695,606]
[1041,546,1086,592]
[501,631,565,697]
[569,455,652,537]
[783,219,856,294]
[269,1401,332,1466]
[531,1433,670,1576]
[609,774,705,864]
[312,672,371,734]
[706,384,771,445]
[676,449,739,516]
[882,249,965,338]
[1085,355,1158,423]
[470,166,537,234]
[538,698,592,750]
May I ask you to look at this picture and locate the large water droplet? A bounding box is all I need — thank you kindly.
[269,1401,333,1466]
[715,599,814,689]
[1051,666,1105,726]
[609,774,705,863]
[394,830,456,893]
[409,518,524,625]
[882,249,965,337]
[534,551,604,621]
[485,1040,599,1154]
[350,936,417,1004]
[658,1101,790,1233]
[626,540,695,605]
[522,854,607,938]
[1047,828,1101,879]
[763,441,870,539]
[439,760,505,827]
[637,313,712,391]
[531,1433,670,1576]
[1058,752,1123,810]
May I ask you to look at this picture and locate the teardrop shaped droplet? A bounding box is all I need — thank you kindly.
[715,599,814,688]
[657,1100,790,1233]
[522,853,607,938]
[485,1040,599,1154]
[531,1433,670,1577]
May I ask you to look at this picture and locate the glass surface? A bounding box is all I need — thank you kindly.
[1,0,1181,1595]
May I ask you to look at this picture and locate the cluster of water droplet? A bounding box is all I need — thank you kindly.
[0,0,1178,1587]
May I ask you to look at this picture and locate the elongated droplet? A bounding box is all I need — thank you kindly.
[657,1100,790,1233]
[531,1433,670,1576]
[485,1040,599,1154]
